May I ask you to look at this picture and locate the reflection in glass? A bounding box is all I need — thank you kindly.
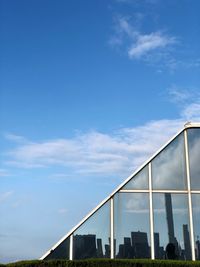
[73,201,110,259]
[192,194,200,260]
[187,128,200,189]
[152,133,187,190]
[45,237,70,260]
[122,166,149,190]
[153,193,191,260]
[114,193,150,259]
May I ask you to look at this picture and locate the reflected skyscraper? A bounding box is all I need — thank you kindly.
[154,233,160,259]
[97,238,103,257]
[183,224,192,260]
[73,234,97,259]
[164,193,179,257]
[196,239,200,260]
[124,237,133,258]
[165,193,175,244]
[131,231,149,258]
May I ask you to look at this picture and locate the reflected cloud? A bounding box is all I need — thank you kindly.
[188,129,200,189]
[152,133,186,189]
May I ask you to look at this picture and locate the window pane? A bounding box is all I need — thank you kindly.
[153,193,192,260]
[122,166,149,190]
[192,194,200,260]
[152,133,187,190]
[187,128,200,190]
[114,193,150,259]
[73,201,110,259]
[45,237,70,260]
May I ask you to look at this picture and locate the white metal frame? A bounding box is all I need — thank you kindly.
[184,129,195,260]
[69,235,73,260]
[40,123,200,261]
[149,163,155,259]
[110,198,114,259]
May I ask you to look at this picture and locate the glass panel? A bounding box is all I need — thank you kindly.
[192,194,200,260]
[153,193,192,260]
[187,128,200,190]
[152,133,187,190]
[73,201,110,259]
[45,237,70,260]
[114,193,150,259]
[122,166,149,190]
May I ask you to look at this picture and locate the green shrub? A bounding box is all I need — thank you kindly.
[1,259,200,267]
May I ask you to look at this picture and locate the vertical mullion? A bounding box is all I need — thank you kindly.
[69,234,73,260]
[149,162,155,259]
[110,197,114,259]
[184,129,195,261]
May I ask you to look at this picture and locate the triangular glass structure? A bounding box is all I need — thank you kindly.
[41,123,200,261]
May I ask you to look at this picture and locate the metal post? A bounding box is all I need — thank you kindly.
[149,163,155,259]
[69,234,73,260]
[184,130,195,261]
[110,197,114,259]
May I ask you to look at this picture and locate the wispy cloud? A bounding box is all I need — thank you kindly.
[168,86,192,104]
[181,102,200,121]
[167,86,200,120]
[128,31,176,59]
[2,91,200,179]
[109,16,177,63]
[109,11,200,72]
[1,120,184,178]
[4,134,29,143]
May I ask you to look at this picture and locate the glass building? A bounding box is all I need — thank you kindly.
[41,123,200,261]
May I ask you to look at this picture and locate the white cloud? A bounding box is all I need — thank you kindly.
[109,16,177,62]
[168,86,192,104]
[181,102,200,121]
[4,134,28,143]
[128,31,176,59]
[167,87,200,122]
[3,119,183,178]
[3,93,200,179]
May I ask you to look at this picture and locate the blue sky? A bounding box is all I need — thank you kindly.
[0,0,200,263]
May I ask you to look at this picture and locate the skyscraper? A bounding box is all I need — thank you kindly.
[165,193,175,244]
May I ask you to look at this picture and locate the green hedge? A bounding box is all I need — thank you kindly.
[1,259,200,267]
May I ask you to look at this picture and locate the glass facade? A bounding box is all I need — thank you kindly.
[42,126,200,261]
[73,200,110,259]
[45,237,70,260]
[122,166,149,190]
[187,128,200,189]
[153,193,191,260]
[114,193,150,258]
[192,194,200,260]
[152,133,187,190]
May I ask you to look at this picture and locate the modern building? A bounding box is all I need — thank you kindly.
[41,123,200,261]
